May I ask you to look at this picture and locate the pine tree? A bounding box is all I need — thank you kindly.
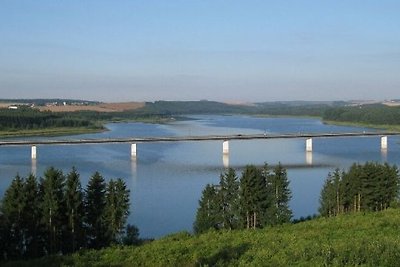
[64,167,84,253]
[267,163,292,225]
[240,165,269,229]
[193,184,219,234]
[21,173,43,258]
[85,171,107,249]
[218,168,240,230]
[39,167,66,254]
[1,175,25,259]
[319,172,335,217]
[104,178,130,244]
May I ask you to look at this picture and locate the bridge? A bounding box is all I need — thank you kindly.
[0,131,399,160]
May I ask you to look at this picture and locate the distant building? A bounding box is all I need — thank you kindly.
[8,106,18,110]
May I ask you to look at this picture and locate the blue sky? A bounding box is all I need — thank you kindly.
[0,1,399,102]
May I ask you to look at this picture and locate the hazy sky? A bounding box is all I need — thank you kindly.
[0,1,399,102]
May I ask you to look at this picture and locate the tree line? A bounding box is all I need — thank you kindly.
[0,167,137,261]
[319,162,400,217]
[322,104,400,125]
[194,163,292,234]
[0,108,98,131]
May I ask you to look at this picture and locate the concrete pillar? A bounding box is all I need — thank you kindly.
[31,145,37,159]
[223,140,229,155]
[381,136,388,150]
[131,143,137,157]
[306,138,312,152]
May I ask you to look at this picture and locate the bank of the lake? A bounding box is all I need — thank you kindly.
[323,120,400,132]
[0,127,105,138]
[6,209,400,266]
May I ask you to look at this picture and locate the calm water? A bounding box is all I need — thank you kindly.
[1,115,399,238]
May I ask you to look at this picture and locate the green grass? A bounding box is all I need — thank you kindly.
[6,209,400,266]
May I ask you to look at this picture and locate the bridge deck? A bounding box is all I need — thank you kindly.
[0,132,399,146]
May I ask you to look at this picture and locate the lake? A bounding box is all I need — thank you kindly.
[1,115,399,238]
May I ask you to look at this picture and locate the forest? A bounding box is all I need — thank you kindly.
[3,161,400,266]
[194,164,292,234]
[319,162,399,216]
[0,108,100,131]
[322,104,400,126]
[0,168,136,261]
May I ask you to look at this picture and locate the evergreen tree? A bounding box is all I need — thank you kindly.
[64,167,84,253]
[218,168,240,230]
[240,165,269,229]
[193,184,219,234]
[266,163,292,225]
[319,162,400,217]
[123,224,140,246]
[319,172,335,217]
[85,171,107,249]
[1,175,25,259]
[39,167,66,254]
[21,174,43,258]
[104,178,130,244]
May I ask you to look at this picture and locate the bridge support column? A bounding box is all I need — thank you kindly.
[131,143,137,157]
[31,145,37,159]
[306,138,312,152]
[381,136,388,150]
[223,141,229,155]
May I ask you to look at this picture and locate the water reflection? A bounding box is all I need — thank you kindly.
[31,159,37,176]
[381,149,388,162]
[223,154,229,168]
[306,152,313,165]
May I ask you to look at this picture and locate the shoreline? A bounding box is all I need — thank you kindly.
[2,116,399,139]
[0,127,107,138]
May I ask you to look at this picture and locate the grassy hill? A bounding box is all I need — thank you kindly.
[6,209,400,266]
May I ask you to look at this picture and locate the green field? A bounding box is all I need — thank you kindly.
[7,209,400,266]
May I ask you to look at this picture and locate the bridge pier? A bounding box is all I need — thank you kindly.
[306,138,312,152]
[31,145,37,159]
[131,143,137,157]
[223,140,229,155]
[381,136,388,150]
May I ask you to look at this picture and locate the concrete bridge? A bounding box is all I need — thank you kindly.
[0,131,399,160]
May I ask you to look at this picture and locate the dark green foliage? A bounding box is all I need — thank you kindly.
[21,174,43,258]
[0,108,97,131]
[195,164,293,232]
[84,171,108,249]
[39,167,66,254]
[0,168,133,262]
[64,167,84,253]
[266,163,292,225]
[193,184,220,234]
[323,104,400,125]
[319,162,400,217]
[218,168,240,230]
[240,165,269,228]
[1,175,25,259]
[104,178,130,244]
[123,224,140,246]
